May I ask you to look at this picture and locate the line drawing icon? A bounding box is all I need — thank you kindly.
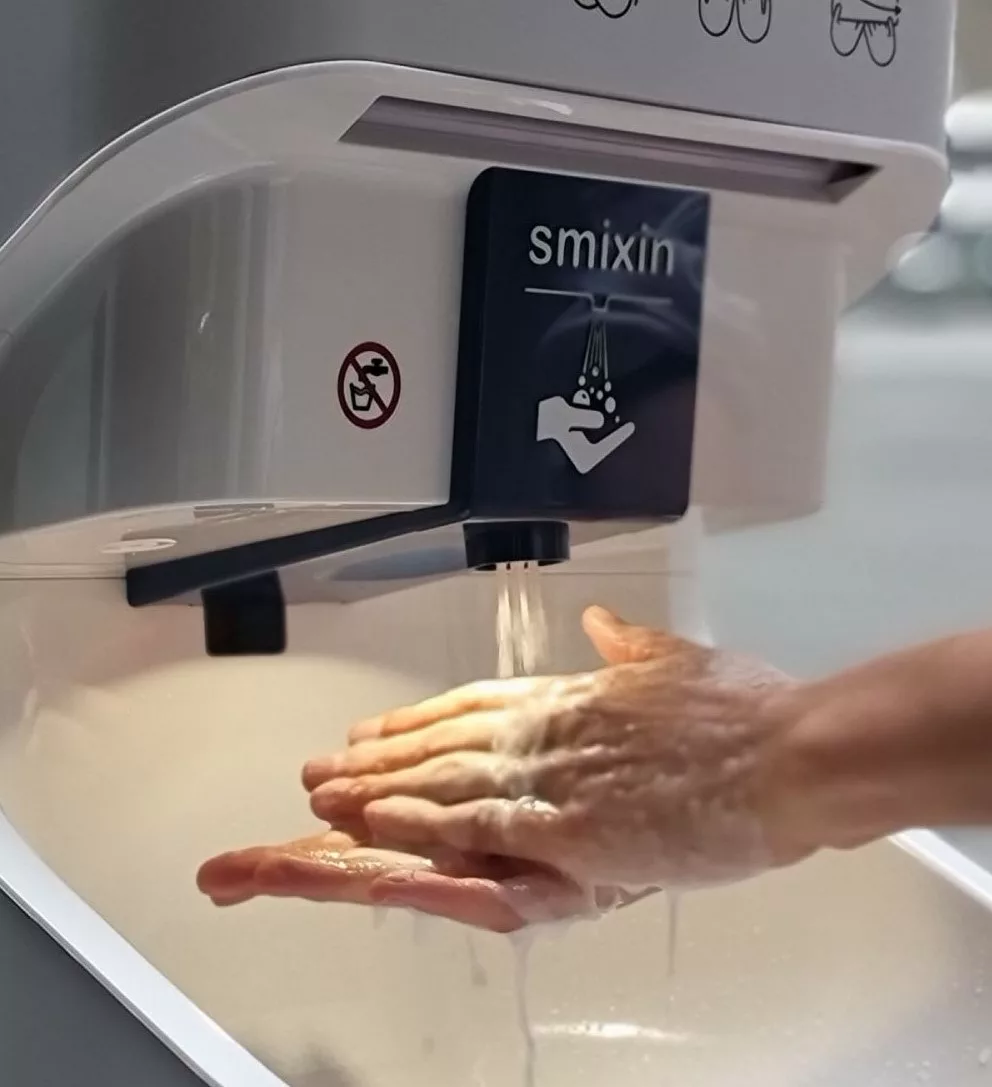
[528,290,670,474]
[336,342,401,430]
[698,0,772,44]
[572,0,639,19]
[830,0,900,67]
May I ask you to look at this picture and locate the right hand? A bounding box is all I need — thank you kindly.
[304,609,811,894]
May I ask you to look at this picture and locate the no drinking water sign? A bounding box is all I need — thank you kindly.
[458,167,710,522]
[337,342,402,430]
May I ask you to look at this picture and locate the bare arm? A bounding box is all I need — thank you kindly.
[305,611,992,892]
[779,631,992,854]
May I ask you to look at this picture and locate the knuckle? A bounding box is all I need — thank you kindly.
[469,803,505,850]
[456,680,489,703]
[423,730,456,761]
[434,752,466,775]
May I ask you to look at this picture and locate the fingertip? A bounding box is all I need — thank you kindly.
[310,778,368,822]
[583,607,677,665]
[582,606,633,664]
[206,889,256,908]
[196,848,264,901]
[301,760,322,792]
[302,756,342,792]
[581,605,622,635]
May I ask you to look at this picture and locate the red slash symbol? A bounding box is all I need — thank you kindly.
[337,342,402,430]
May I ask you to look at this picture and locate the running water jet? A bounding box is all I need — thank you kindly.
[494,565,548,1087]
[496,563,549,680]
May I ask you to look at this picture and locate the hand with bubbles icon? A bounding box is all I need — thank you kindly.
[536,396,635,476]
[536,317,635,475]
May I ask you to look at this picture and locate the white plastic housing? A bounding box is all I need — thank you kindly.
[0,63,946,588]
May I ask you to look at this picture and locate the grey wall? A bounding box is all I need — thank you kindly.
[705,310,992,676]
[0,892,206,1086]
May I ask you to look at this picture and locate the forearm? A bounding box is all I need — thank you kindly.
[776,631,992,853]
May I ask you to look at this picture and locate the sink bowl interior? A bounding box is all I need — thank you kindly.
[1,570,992,1087]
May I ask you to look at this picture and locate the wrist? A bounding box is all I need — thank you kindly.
[761,674,925,859]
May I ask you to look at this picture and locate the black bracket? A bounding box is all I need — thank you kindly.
[202,571,287,657]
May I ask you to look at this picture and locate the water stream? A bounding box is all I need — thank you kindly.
[495,563,549,680]
[666,891,682,980]
[492,565,682,1086]
[510,931,538,1087]
[494,563,549,1086]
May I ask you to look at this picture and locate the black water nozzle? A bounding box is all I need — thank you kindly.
[463,521,570,572]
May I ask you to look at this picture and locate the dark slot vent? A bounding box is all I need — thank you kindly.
[342,96,876,205]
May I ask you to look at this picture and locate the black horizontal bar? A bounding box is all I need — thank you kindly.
[125,504,464,607]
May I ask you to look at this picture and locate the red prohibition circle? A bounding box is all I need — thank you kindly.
[337,341,402,430]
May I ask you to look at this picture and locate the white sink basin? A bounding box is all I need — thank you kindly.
[2,570,992,1087]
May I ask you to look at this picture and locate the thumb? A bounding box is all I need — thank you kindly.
[581,606,683,665]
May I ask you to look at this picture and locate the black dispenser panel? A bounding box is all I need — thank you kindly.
[127,166,709,610]
[455,166,710,522]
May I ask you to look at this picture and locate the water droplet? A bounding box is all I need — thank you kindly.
[666,891,681,980]
[411,910,429,946]
[605,397,616,413]
[510,932,538,1087]
[605,381,612,392]
[466,935,489,988]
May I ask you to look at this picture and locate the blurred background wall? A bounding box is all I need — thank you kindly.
[704,0,992,864]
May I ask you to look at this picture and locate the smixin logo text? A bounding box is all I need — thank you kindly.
[528,221,676,276]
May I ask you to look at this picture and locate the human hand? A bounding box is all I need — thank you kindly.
[197,827,600,933]
[303,608,808,893]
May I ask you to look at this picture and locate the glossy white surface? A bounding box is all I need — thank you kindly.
[0,60,946,575]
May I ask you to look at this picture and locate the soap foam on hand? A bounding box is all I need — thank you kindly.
[199,570,659,942]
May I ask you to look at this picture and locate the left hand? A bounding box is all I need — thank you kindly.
[197,827,600,933]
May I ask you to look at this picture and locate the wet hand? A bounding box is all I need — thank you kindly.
[197,828,596,933]
[304,608,806,891]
